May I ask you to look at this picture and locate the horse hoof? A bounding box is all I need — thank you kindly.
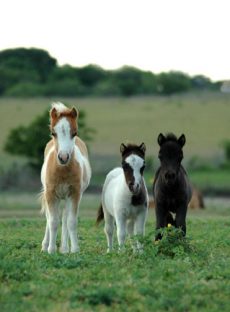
[59,247,69,254]
[70,247,80,253]
[41,245,48,252]
[48,246,57,254]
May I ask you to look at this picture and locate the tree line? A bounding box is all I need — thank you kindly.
[0,48,221,97]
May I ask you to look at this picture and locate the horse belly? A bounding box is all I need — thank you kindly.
[103,180,116,216]
[102,171,123,217]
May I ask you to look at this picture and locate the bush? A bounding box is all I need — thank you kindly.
[223,140,230,162]
[5,82,45,97]
[44,79,87,96]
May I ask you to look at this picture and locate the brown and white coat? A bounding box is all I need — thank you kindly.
[99,143,148,252]
[41,102,91,253]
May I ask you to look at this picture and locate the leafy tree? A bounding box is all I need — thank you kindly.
[0,48,57,95]
[157,71,192,95]
[76,64,107,87]
[112,66,143,96]
[0,47,217,96]
[4,109,95,171]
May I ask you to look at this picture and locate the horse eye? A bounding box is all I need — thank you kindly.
[140,165,145,174]
[72,131,77,138]
[122,163,129,170]
[51,131,57,138]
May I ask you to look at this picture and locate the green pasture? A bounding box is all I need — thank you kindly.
[0,92,230,165]
[0,190,230,311]
[1,200,230,311]
[1,93,230,311]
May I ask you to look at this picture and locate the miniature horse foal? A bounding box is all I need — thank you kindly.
[41,103,91,253]
[97,143,149,252]
[153,133,192,240]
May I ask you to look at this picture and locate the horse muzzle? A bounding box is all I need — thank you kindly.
[129,182,141,195]
[58,152,70,165]
[164,171,177,185]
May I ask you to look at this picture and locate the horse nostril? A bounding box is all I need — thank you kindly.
[58,153,69,164]
[129,182,135,190]
[58,154,63,162]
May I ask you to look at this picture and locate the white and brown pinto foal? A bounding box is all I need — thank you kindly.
[41,103,91,254]
[97,143,149,252]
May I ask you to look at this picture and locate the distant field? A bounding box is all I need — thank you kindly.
[0,191,229,219]
[0,92,230,168]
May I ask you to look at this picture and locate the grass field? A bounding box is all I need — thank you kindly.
[0,92,230,166]
[0,191,230,311]
[1,206,230,311]
[1,93,230,311]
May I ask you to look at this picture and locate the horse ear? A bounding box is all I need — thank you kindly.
[50,107,58,119]
[178,134,186,147]
[120,143,127,154]
[70,107,78,118]
[139,142,146,154]
[157,133,165,146]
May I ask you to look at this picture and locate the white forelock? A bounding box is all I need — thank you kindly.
[51,102,68,113]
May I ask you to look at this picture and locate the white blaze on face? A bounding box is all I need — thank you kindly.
[125,154,144,192]
[54,117,75,164]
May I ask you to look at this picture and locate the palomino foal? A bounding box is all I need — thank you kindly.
[97,143,149,252]
[41,103,91,253]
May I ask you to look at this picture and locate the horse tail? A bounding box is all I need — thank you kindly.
[39,191,47,215]
[96,203,104,225]
[166,212,175,226]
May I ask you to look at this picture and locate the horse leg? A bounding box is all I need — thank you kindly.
[60,206,69,253]
[155,203,167,241]
[104,210,114,253]
[66,195,81,253]
[127,219,134,237]
[175,206,187,236]
[46,195,60,254]
[134,211,147,251]
[41,209,50,252]
[116,214,126,251]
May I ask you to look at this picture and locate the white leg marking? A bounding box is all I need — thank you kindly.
[127,219,135,237]
[60,206,69,253]
[66,197,80,253]
[116,215,126,251]
[41,211,50,252]
[48,201,60,254]
[104,211,115,253]
[134,211,147,252]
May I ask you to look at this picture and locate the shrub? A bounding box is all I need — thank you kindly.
[5,82,45,97]
[223,140,230,163]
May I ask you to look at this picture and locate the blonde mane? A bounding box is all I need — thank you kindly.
[51,102,69,113]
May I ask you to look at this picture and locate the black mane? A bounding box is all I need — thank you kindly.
[121,143,145,159]
[164,133,178,143]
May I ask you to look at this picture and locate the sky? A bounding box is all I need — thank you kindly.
[1,0,230,81]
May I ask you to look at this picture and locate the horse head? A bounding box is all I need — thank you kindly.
[50,103,78,165]
[120,143,146,194]
[157,133,186,185]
